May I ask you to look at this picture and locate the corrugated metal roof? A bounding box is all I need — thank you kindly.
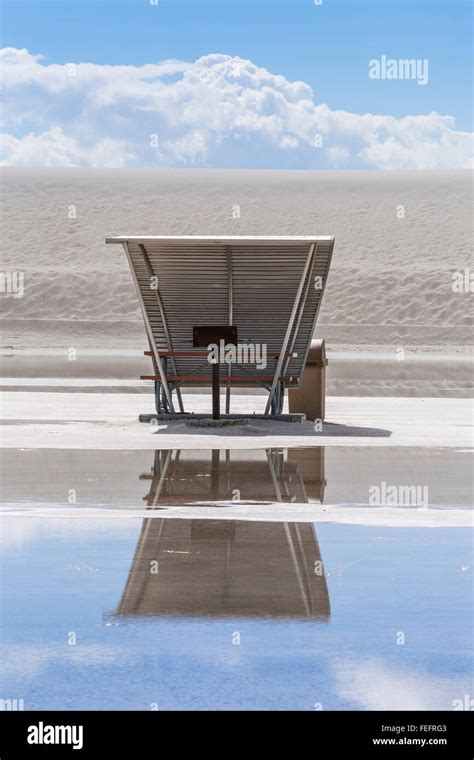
[106,236,334,403]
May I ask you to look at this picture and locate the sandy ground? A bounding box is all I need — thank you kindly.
[1,390,472,449]
[2,445,471,503]
[1,442,472,527]
[1,169,472,529]
[1,386,471,528]
[1,504,470,528]
[2,168,473,359]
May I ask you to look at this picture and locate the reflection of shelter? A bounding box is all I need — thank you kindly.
[117,518,330,620]
[140,448,326,507]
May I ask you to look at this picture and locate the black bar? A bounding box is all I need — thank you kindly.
[0,711,471,758]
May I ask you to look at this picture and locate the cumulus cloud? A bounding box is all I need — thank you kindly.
[0,47,472,169]
[333,659,471,711]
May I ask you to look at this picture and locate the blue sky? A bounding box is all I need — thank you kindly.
[1,0,472,168]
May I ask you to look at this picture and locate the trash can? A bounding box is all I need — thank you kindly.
[288,339,327,421]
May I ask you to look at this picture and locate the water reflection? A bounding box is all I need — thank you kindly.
[140,447,326,507]
[116,448,330,619]
[117,517,330,620]
[2,446,471,509]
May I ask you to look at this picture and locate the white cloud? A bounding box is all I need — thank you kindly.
[0,513,139,549]
[0,48,472,169]
[0,642,131,683]
[333,658,472,711]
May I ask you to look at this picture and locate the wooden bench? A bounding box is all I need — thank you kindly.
[142,349,294,416]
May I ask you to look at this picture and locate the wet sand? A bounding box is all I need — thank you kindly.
[1,446,471,527]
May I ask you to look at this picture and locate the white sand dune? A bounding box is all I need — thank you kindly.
[1,168,472,354]
[1,167,472,397]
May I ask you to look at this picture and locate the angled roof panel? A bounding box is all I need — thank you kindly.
[106,235,334,395]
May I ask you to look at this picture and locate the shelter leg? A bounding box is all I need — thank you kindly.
[154,381,161,414]
[212,362,220,420]
[270,381,284,416]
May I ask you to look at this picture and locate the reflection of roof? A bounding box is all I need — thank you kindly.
[106,235,334,390]
[116,518,330,620]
